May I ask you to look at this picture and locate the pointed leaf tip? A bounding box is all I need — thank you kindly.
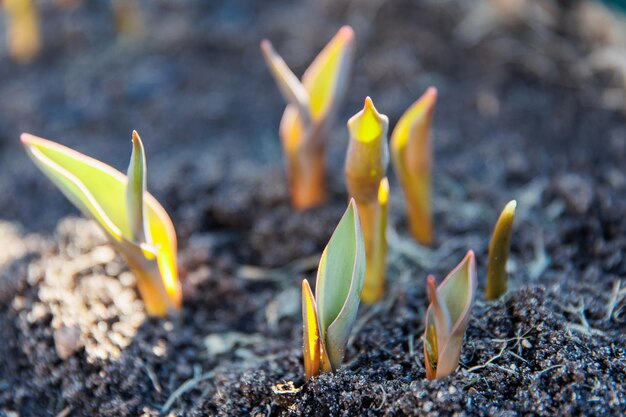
[348,96,388,144]
[504,200,517,215]
[302,278,321,380]
[302,26,355,121]
[338,25,355,42]
[126,130,148,244]
[260,37,310,122]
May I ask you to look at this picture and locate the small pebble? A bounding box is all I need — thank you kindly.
[54,325,82,360]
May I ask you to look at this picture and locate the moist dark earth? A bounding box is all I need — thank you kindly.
[1,0,625,416]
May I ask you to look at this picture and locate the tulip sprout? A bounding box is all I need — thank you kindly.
[21,132,182,316]
[424,250,477,379]
[345,97,390,304]
[261,26,355,210]
[3,0,40,64]
[486,200,517,300]
[391,87,437,245]
[302,199,366,380]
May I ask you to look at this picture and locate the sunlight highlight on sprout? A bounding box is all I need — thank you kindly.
[21,132,182,316]
[261,26,355,210]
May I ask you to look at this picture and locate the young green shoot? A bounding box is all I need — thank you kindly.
[261,26,355,210]
[302,199,365,380]
[3,0,40,64]
[486,200,517,301]
[21,132,181,317]
[345,97,390,304]
[391,87,437,245]
[424,250,477,379]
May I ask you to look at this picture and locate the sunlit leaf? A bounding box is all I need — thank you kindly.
[262,26,355,210]
[345,97,389,203]
[21,133,181,316]
[391,87,437,245]
[302,25,355,122]
[424,250,477,379]
[260,40,311,124]
[126,130,149,243]
[302,279,332,380]
[315,199,366,369]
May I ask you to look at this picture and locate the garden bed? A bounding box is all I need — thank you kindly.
[0,1,625,416]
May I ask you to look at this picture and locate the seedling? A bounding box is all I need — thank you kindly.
[486,200,517,300]
[261,26,355,210]
[424,250,477,379]
[3,0,40,63]
[21,132,182,317]
[302,199,365,380]
[345,97,390,304]
[391,87,437,245]
[112,0,145,38]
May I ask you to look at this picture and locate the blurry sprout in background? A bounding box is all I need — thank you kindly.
[111,0,145,39]
[2,0,40,63]
[345,97,390,304]
[302,199,365,379]
[424,250,477,380]
[485,200,517,301]
[261,26,355,210]
[391,87,438,246]
[21,131,182,317]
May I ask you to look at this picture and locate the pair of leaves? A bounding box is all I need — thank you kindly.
[21,132,181,316]
[261,26,355,210]
[302,199,366,379]
[261,26,355,143]
[390,87,438,245]
[424,250,477,379]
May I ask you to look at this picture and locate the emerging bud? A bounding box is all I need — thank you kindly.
[261,26,355,210]
[301,199,365,379]
[3,0,41,64]
[485,200,517,300]
[21,132,182,316]
[391,87,437,245]
[424,251,477,380]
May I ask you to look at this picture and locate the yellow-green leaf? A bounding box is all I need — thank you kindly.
[260,39,311,124]
[391,87,437,245]
[21,133,181,316]
[315,198,366,369]
[302,25,355,122]
[126,130,149,243]
[345,97,389,203]
[486,200,517,300]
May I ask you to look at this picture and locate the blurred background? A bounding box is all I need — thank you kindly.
[1,0,625,237]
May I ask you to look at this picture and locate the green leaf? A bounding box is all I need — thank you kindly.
[424,250,477,379]
[315,198,366,369]
[21,132,181,316]
[260,39,311,124]
[302,25,355,122]
[126,130,150,243]
[486,200,517,300]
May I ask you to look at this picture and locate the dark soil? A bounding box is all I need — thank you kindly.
[1,0,625,416]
